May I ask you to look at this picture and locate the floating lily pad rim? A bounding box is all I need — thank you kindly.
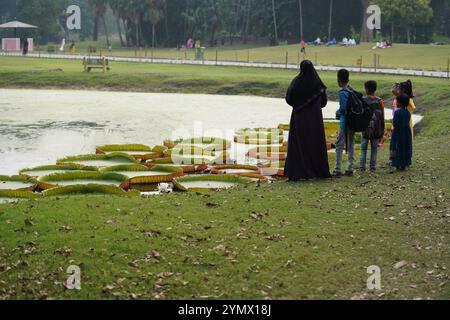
[100,164,183,174]
[164,137,231,150]
[39,171,129,183]
[0,190,41,199]
[0,175,38,184]
[20,164,98,174]
[57,152,138,164]
[96,144,152,152]
[164,147,216,157]
[236,128,284,135]
[212,164,260,171]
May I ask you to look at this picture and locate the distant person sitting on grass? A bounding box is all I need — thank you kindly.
[313,37,321,45]
[326,38,337,46]
[390,94,413,171]
[360,80,385,172]
[333,69,356,177]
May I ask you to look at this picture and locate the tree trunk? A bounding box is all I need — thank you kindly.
[164,1,169,46]
[93,14,99,41]
[184,0,190,40]
[139,22,144,46]
[328,0,333,40]
[152,24,156,48]
[243,0,251,43]
[391,22,394,42]
[103,16,110,47]
[233,0,241,45]
[135,20,139,47]
[271,0,278,45]
[117,17,125,47]
[298,0,304,40]
[360,0,373,42]
[407,26,411,44]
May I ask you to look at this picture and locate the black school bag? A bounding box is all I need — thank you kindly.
[364,97,385,140]
[344,88,373,132]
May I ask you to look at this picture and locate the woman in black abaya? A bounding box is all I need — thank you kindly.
[285,60,331,181]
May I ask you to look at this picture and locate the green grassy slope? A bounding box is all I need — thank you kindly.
[38,41,450,71]
[0,57,448,300]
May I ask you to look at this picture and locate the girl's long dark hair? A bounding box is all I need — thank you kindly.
[400,80,414,98]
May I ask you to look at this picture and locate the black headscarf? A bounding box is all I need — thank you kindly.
[286,60,327,108]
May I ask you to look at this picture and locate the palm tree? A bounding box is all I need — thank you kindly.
[88,0,107,41]
[145,0,165,49]
[109,0,127,47]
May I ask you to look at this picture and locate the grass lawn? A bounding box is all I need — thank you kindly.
[0,57,449,300]
[38,41,450,71]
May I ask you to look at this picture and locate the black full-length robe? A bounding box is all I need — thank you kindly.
[284,85,331,181]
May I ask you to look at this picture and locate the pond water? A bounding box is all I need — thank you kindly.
[0,89,422,176]
[0,181,35,190]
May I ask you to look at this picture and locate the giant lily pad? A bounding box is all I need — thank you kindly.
[174,174,253,192]
[247,146,288,161]
[212,165,260,175]
[0,175,37,191]
[58,152,138,167]
[234,135,284,145]
[100,164,183,178]
[20,164,98,178]
[235,128,284,136]
[146,157,208,173]
[164,137,230,151]
[0,190,41,204]
[96,144,165,161]
[38,171,129,190]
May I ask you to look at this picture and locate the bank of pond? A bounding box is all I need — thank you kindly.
[0,121,393,203]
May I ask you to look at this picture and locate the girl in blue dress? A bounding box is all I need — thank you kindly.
[390,94,413,171]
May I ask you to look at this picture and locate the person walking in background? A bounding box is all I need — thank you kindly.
[390,94,413,171]
[333,69,355,177]
[360,81,385,172]
[22,38,29,56]
[284,60,331,181]
[399,80,416,138]
[299,40,306,54]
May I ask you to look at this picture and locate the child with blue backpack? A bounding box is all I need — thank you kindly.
[360,80,385,172]
[333,69,356,177]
